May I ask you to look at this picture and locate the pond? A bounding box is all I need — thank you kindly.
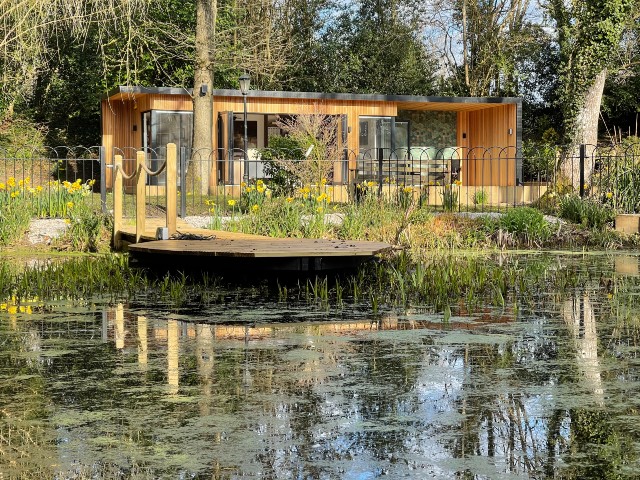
[1,252,640,478]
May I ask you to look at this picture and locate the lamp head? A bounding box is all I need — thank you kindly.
[239,73,250,95]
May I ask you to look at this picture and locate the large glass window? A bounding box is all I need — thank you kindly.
[143,111,193,186]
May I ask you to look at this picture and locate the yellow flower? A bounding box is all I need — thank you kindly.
[257,179,264,186]
[583,183,589,190]
[606,192,613,199]
[18,179,24,188]
[209,208,216,214]
[316,206,324,213]
[228,199,236,207]
[7,177,15,188]
[403,186,413,194]
[63,181,71,188]
[607,293,613,299]
[367,181,375,188]
[19,306,25,313]
[67,201,74,209]
[241,181,247,188]
[36,186,43,192]
[28,187,35,194]
[321,178,327,185]
[251,204,259,212]
[88,179,96,186]
[0,303,6,310]
[26,306,32,314]
[7,305,17,314]
[64,218,71,224]
[25,177,30,185]
[0,183,5,190]
[286,197,294,203]
[257,185,265,194]
[548,192,556,198]
[10,191,18,198]
[453,180,462,186]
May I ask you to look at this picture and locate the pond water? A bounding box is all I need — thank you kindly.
[2,252,640,478]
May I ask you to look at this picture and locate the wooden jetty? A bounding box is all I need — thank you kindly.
[112,144,392,272]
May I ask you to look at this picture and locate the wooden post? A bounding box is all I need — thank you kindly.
[136,150,146,243]
[112,154,123,250]
[166,143,177,235]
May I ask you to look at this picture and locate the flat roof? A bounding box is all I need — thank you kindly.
[104,86,522,107]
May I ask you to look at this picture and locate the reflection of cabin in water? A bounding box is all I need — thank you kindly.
[101,86,522,190]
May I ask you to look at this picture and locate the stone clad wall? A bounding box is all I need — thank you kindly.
[398,110,457,149]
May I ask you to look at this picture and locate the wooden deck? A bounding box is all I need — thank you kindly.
[121,218,392,273]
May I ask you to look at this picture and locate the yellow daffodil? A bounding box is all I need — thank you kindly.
[10,191,19,198]
[241,181,247,188]
[64,218,71,224]
[7,305,17,314]
[257,185,265,194]
[0,183,5,190]
[251,204,259,212]
[67,201,74,209]
[606,192,613,199]
[228,199,236,207]
[36,186,43,192]
[89,179,96,186]
[7,177,15,188]
[286,197,294,203]
[26,306,32,314]
[316,206,324,213]
[403,186,413,194]
[0,303,6,310]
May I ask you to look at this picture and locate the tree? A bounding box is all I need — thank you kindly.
[0,0,148,121]
[549,0,633,146]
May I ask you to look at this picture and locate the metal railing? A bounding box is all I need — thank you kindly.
[3,143,640,220]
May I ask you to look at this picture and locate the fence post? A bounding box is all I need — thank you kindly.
[377,147,383,197]
[180,146,187,218]
[579,144,586,197]
[166,143,177,236]
[136,150,146,243]
[99,146,107,214]
[112,154,123,250]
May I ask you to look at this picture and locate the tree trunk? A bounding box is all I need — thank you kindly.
[563,69,607,189]
[193,0,217,195]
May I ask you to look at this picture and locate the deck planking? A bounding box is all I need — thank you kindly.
[121,217,393,272]
[128,238,392,258]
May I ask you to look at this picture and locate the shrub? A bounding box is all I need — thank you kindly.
[260,136,305,195]
[558,194,614,230]
[499,207,550,244]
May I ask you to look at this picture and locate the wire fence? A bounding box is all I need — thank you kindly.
[2,144,639,219]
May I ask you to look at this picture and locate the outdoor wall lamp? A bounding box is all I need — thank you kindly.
[239,73,250,185]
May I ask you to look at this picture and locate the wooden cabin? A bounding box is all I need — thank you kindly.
[101,87,522,192]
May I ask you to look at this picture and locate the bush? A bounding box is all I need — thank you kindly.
[260,136,305,195]
[558,194,614,230]
[499,207,550,244]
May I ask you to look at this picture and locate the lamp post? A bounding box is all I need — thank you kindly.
[239,73,250,185]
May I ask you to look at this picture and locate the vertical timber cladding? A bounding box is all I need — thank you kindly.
[102,92,193,188]
[462,104,518,187]
[212,96,397,185]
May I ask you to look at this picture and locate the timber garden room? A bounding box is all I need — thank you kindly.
[101,86,528,205]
